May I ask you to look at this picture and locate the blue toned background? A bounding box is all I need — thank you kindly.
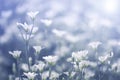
[0,0,120,80]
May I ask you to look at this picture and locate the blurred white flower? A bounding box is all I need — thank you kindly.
[88,41,102,49]
[50,71,59,79]
[52,29,67,37]
[9,50,22,59]
[108,40,120,46]
[32,27,38,34]
[74,60,90,70]
[64,71,76,77]
[27,11,39,19]
[98,55,108,63]
[41,71,59,80]
[40,19,52,26]
[24,72,36,80]
[33,46,42,54]
[22,34,34,40]
[72,50,88,62]
[21,63,29,72]
[43,55,58,64]
[15,77,20,80]
[17,22,38,33]
[32,61,45,72]
[17,22,32,31]
[67,57,73,62]
[41,71,49,80]
[84,69,95,79]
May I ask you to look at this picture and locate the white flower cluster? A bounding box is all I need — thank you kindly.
[8,11,118,80]
[71,50,88,62]
[98,52,114,63]
[43,55,58,65]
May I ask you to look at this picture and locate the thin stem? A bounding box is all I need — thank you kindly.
[25,40,31,71]
[17,58,21,80]
[28,19,35,42]
[25,19,35,71]
[48,65,52,80]
[18,27,26,42]
[18,26,30,71]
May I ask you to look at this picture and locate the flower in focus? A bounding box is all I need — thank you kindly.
[9,50,22,59]
[27,11,39,19]
[88,41,102,49]
[40,19,52,26]
[33,46,42,54]
[24,72,37,80]
[72,50,88,62]
[43,55,58,65]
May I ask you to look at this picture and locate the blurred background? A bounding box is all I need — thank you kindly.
[1,0,120,79]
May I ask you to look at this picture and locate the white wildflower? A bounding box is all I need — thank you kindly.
[84,70,95,79]
[23,34,34,40]
[66,57,73,62]
[78,60,91,70]
[41,71,49,80]
[73,60,96,71]
[32,61,45,72]
[9,50,21,59]
[27,11,39,19]
[33,46,42,54]
[15,77,20,80]
[41,71,59,80]
[21,63,29,72]
[52,29,67,37]
[98,55,108,63]
[17,22,38,33]
[40,19,52,26]
[43,55,58,65]
[24,72,36,80]
[17,22,32,32]
[88,41,102,49]
[50,71,59,79]
[64,71,76,77]
[72,50,88,62]
[31,27,38,34]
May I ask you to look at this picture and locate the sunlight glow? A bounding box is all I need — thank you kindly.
[103,0,118,14]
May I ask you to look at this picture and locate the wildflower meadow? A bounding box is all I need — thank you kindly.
[0,0,120,80]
